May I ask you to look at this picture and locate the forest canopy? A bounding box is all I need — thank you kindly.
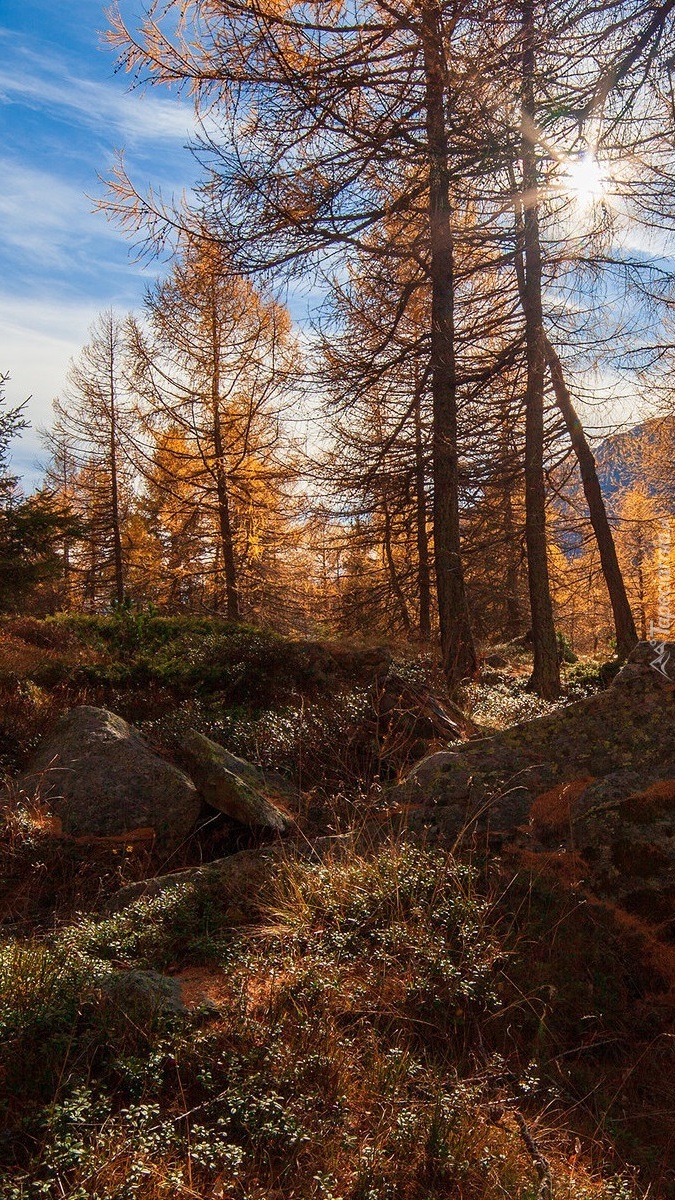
[4,0,675,698]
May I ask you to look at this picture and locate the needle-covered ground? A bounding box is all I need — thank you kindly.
[0,616,671,1199]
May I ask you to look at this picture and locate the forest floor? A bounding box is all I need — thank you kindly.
[0,614,669,1199]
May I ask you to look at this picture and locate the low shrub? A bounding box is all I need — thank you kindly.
[0,842,646,1199]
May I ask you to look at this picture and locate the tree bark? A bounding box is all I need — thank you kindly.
[107,322,125,607]
[544,337,638,659]
[382,496,412,633]
[421,0,477,689]
[210,299,239,623]
[414,382,432,640]
[520,0,560,699]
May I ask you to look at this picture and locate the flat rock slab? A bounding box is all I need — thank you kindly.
[109,834,355,913]
[15,706,200,852]
[180,729,291,832]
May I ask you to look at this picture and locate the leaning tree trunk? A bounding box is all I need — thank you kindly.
[421,0,477,690]
[544,337,637,660]
[519,0,560,699]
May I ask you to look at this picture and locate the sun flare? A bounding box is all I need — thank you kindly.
[563,151,607,210]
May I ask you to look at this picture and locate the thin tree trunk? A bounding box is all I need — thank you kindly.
[211,402,239,623]
[210,296,239,622]
[497,395,523,638]
[421,0,477,689]
[520,0,560,698]
[502,472,523,639]
[544,337,638,659]
[637,557,647,638]
[414,383,432,640]
[382,496,412,633]
[108,325,125,607]
[59,449,72,609]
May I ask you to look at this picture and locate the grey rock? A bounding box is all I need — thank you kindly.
[109,845,281,912]
[394,665,675,832]
[181,730,291,832]
[568,770,645,822]
[102,969,187,1018]
[613,640,675,687]
[110,835,355,914]
[15,706,200,852]
[572,776,675,927]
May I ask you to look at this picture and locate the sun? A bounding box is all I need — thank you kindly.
[563,151,607,211]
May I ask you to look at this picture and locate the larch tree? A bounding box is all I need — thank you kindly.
[45,311,137,608]
[127,238,300,623]
[104,0,481,688]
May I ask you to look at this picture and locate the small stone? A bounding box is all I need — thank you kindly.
[101,969,187,1018]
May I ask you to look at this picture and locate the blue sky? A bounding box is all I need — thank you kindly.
[0,0,199,484]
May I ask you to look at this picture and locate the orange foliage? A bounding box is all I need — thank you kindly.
[620,779,675,822]
[529,776,594,838]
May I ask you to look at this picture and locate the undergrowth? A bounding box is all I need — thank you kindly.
[0,839,647,1199]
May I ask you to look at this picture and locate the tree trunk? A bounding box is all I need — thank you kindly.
[421,0,477,689]
[210,291,239,622]
[414,384,432,640]
[497,395,523,638]
[502,474,523,639]
[382,496,412,633]
[520,0,560,699]
[108,326,125,607]
[544,337,638,659]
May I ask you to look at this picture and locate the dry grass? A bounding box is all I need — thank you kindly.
[0,838,650,1200]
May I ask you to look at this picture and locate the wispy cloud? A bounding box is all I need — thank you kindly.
[0,293,109,484]
[0,155,174,284]
[0,36,197,146]
[0,159,112,267]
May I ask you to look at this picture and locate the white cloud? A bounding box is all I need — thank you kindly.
[0,294,117,486]
[0,39,197,146]
[0,159,113,268]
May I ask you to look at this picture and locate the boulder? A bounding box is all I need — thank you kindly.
[180,730,291,832]
[528,770,675,931]
[394,661,675,836]
[613,639,675,687]
[14,706,200,852]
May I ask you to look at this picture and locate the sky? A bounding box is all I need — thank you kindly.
[1,1,672,490]
[0,0,199,486]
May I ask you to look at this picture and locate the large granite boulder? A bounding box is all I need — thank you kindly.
[560,768,675,928]
[14,706,200,852]
[393,644,675,839]
[180,730,291,832]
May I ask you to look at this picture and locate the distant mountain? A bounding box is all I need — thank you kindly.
[591,416,675,503]
[554,415,674,557]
